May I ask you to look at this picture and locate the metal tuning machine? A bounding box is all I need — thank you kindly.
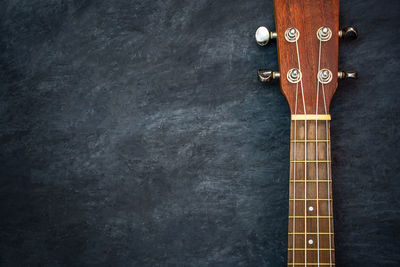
[255,26,278,83]
[257,70,280,83]
[255,26,277,46]
[339,27,358,81]
[338,71,358,80]
[339,26,358,40]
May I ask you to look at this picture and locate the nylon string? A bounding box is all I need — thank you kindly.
[295,38,308,266]
[315,38,322,267]
[321,83,333,266]
[292,82,299,266]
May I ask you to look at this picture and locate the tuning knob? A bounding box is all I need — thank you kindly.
[339,26,358,40]
[338,71,358,79]
[258,70,280,82]
[255,26,277,46]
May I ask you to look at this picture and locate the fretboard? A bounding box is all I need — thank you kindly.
[287,117,335,267]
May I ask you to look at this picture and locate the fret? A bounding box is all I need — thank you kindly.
[290,160,331,163]
[288,232,335,248]
[289,199,332,201]
[290,182,331,198]
[288,249,335,251]
[291,143,330,162]
[290,180,331,182]
[289,216,333,219]
[289,121,329,140]
[287,247,335,254]
[289,219,333,232]
[287,263,335,266]
[289,232,334,234]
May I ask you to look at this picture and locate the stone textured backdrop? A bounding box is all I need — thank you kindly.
[0,0,399,266]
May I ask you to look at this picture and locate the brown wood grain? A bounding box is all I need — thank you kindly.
[274,0,339,115]
[272,1,339,264]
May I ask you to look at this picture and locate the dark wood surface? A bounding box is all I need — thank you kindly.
[274,0,339,114]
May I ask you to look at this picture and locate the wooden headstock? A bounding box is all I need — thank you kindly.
[255,0,357,115]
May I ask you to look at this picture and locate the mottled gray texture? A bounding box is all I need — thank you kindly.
[0,0,399,266]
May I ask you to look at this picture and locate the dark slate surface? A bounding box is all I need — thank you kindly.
[0,0,399,266]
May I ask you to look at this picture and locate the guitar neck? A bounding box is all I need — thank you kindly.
[288,116,335,266]
[255,0,358,264]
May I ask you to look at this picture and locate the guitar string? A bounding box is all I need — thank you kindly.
[315,38,322,267]
[295,37,308,266]
[292,82,299,266]
[321,83,333,266]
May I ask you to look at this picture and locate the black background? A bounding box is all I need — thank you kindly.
[1,0,400,266]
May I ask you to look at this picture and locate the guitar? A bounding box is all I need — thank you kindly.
[255,1,357,266]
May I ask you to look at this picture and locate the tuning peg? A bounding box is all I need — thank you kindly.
[258,69,280,82]
[338,71,358,79]
[339,26,358,40]
[255,26,277,46]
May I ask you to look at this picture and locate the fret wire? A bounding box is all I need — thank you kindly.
[289,199,332,201]
[289,216,333,218]
[290,160,331,163]
[289,232,334,234]
[290,180,331,182]
[288,248,335,251]
[288,262,335,266]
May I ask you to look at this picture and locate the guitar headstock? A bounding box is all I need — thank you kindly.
[256,0,357,115]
